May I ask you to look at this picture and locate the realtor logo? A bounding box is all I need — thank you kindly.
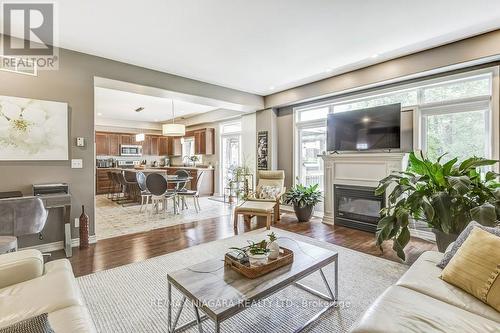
[2,3,54,55]
[1,2,58,70]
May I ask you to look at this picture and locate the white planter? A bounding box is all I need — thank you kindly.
[248,252,270,267]
[267,241,280,260]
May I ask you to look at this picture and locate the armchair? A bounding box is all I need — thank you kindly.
[246,170,286,221]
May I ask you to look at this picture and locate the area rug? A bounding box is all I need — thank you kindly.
[77,228,408,332]
[95,195,232,240]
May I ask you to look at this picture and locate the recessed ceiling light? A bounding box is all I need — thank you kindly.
[325,68,333,73]
[97,113,102,116]
[269,86,275,90]
[371,53,379,58]
[154,119,159,122]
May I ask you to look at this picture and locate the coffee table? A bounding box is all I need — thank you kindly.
[166,238,338,333]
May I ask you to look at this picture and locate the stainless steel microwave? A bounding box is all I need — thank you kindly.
[120,145,143,156]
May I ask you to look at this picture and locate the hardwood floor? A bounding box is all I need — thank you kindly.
[51,212,436,277]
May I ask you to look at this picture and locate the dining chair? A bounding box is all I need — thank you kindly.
[176,171,205,213]
[136,172,151,213]
[146,173,177,215]
[174,169,190,210]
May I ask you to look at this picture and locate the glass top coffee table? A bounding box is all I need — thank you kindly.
[166,238,338,333]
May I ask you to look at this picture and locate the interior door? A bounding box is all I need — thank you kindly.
[221,134,241,190]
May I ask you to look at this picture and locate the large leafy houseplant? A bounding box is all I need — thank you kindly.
[375,152,500,260]
[284,182,322,222]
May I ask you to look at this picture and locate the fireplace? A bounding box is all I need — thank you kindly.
[334,184,385,233]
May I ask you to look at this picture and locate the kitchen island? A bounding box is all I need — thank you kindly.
[96,166,214,196]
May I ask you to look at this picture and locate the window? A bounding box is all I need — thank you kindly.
[421,101,490,162]
[333,89,418,113]
[182,137,195,157]
[297,106,329,122]
[421,75,491,104]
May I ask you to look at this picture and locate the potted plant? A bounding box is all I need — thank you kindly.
[231,240,270,267]
[375,152,500,260]
[284,182,322,222]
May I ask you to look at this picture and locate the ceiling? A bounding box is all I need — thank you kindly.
[7,1,500,95]
[94,87,217,122]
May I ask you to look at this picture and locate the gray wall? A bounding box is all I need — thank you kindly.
[276,108,294,190]
[0,45,262,248]
[256,108,278,172]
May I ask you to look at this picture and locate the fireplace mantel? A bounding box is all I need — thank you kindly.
[320,152,408,225]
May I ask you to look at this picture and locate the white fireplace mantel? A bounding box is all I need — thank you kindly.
[320,152,408,225]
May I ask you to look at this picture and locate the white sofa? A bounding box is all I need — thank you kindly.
[351,250,500,333]
[0,250,96,332]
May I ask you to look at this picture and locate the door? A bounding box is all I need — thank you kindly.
[221,134,241,190]
[297,125,326,210]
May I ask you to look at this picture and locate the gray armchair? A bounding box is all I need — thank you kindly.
[0,196,49,253]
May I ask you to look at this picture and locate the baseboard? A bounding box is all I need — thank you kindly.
[20,235,97,253]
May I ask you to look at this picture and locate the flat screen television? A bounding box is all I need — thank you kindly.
[327,103,401,151]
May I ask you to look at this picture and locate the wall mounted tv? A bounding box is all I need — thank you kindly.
[327,103,402,152]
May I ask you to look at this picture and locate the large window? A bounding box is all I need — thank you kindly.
[293,68,497,219]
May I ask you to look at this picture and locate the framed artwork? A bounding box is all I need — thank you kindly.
[257,131,268,170]
[0,95,68,160]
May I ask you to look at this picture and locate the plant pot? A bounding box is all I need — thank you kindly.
[293,204,314,222]
[247,252,270,267]
[432,229,459,252]
[267,241,280,260]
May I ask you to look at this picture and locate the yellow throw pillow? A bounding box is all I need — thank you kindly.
[441,227,500,312]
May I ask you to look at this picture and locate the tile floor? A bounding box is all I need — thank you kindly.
[95,195,232,240]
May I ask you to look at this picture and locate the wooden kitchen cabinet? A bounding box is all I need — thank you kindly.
[109,134,120,156]
[96,132,110,155]
[159,137,169,156]
[120,134,133,145]
[169,137,182,156]
[150,136,159,156]
[96,169,112,194]
[194,128,215,155]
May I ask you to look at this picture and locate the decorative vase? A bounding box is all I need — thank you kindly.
[267,241,280,260]
[432,229,459,252]
[293,204,314,222]
[247,252,270,267]
[79,205,89,249]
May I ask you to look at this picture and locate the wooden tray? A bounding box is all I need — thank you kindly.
[224,247,294,279]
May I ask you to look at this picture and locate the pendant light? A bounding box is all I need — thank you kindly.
[162,100,185,136]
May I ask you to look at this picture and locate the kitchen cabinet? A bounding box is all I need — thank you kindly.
[159,137,169,156]
[96,133,110,155]
[109,134,120,156]
[96,168,113,194]
[194,128,215,155]
[169,137,182,156]
[150,136,159,156]
[121,134,133,145]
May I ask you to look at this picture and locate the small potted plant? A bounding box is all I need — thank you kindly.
[284,182,322,222]
[231,240,270,267]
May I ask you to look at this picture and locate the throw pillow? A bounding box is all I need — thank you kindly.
[437,221,500,269]
[441,227,500,312]
[0,313,54,333]
[258,185,281,200]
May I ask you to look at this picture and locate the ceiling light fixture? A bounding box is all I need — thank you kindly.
[97,112,102,116]
[371,53,379,58]
[269,86,275,90]
[162,100,186,136]
[325,68,332,73]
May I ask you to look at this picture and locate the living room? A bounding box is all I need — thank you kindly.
[1,1,500,333]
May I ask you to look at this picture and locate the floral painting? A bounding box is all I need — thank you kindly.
[0,95,68,160]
